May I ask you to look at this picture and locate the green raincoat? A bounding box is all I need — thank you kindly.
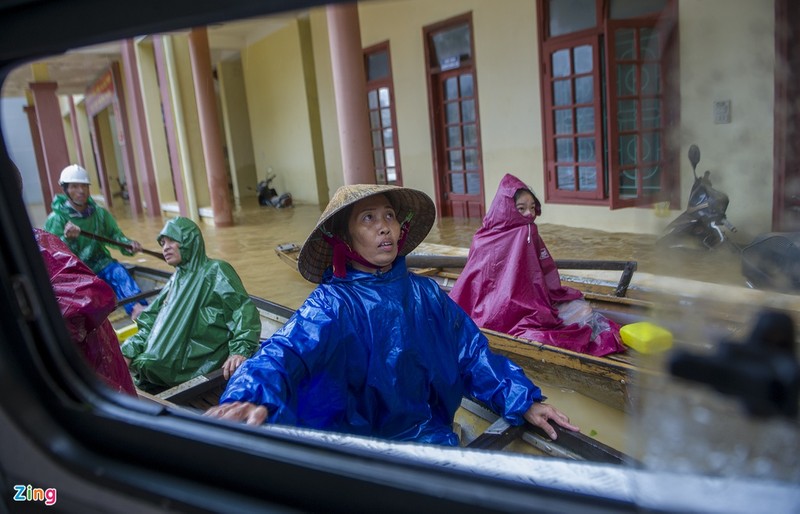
[44,194,136,274]
[121,217,260,389]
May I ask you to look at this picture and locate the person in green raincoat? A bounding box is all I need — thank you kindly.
[121,217,261,391]
[44,164,147,317]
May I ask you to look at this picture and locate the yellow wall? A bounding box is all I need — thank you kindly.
[241,20,320,206]
[218,56,257,204]
[675,0,774,240]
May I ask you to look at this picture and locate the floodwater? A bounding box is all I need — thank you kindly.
[41,198,798,476]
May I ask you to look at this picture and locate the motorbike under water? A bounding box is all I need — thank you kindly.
[257,173,293,208]
[658,144,800,293]
[657,144,737,251]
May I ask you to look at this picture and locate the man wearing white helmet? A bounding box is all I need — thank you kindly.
[44,164,147,318]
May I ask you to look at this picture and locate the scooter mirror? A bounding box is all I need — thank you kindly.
[688,144,701,175]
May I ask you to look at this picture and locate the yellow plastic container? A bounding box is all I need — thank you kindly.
[115,323,139,342]
[620,322,673,354]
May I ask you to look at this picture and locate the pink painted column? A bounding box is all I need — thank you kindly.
[153,36,188,217]
[110,62,142,216]
[67,96,85,167]
[23,105,53,212]
[121,39,160,218]
[29,82,70,199]
[188,27,233,227]
[326,3,374,185]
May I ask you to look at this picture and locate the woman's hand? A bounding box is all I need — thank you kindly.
[523,402,579,440]
[205,401,268,426]
[222,354,247,379]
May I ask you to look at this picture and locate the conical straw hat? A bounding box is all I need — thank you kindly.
[297,184,436,283]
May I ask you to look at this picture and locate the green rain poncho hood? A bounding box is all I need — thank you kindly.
[121,217,260,389]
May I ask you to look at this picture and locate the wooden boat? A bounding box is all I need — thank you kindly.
[121,265,635,465]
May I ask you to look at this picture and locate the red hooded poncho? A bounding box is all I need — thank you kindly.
[449,174,624,356]
[35,228,137,395]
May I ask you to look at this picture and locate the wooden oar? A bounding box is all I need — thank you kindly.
[79,229,165,260]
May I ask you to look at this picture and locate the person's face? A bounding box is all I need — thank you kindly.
[159,236,183,266]
[347,194,401,273]
[515,191,538,220]
[65,183,90,209]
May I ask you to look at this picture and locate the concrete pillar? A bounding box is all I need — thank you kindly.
[121,38,160,217]
[326,3,374,185]
[110,62,142,216]
[188,27,232,227]
[23,104,52,212]
[67,96,85,168]
[29,82,70,199]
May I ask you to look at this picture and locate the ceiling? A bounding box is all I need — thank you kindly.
[1,13,297,98]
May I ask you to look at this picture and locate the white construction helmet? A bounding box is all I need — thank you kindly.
[59,164,91,186]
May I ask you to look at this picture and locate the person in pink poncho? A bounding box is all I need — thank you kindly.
[449,173,625,357]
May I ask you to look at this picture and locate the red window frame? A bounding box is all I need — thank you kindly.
[364,41,402,186]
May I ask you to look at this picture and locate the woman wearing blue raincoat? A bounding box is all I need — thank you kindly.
[207,185,578,445]
[121,217,260,391]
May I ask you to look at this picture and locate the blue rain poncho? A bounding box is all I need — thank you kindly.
[221,256,543,446]
[121,217,260,389]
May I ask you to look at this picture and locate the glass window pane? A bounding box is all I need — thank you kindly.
[553,80,571,106]
[446,102,460,123]
[610,0,667,20]
[387,167,397,183]
[383,128,393,147]
[366,50,389,81]
[642,98,661,129]
[556,166,576,190]
[373,149,385,168]
[578,167,597,191]
[370,110,380,129]
[574,45,593,74]
[378,87,391,108]
[460,74,473,97]
[575,76,593,103]
[576,107,595,132]
[577,137,595,162]
[555,109,573,134]
[445,77,458,100]
[380,108,392,127]
[640,27,660,59]
[447,126,460,147]
[556,138,574,161]
[552,49,571,77]
[432,23,471,67]
[461,101,475,122]
[464,125,477,146]
[450,173,465,194]
[619,168,638,197]
[619,134,638,165]
[371,130,382,149]
[376,168,387,184]
[385,148,395,167]
[641,63,660,95]
[617,64,637,95]
[465,149,478,170]
[642,131,661,162]
[615,28,636,60]
[466,172,480,194]
[617,100,637,131]
[549,0,596,37]
[368,90,378,110]
[642,166,661,191]
[449,150,463,170]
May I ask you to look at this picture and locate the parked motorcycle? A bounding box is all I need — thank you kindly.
[657,144,800,293]
[657,144,737,251]
[257,174,292,208]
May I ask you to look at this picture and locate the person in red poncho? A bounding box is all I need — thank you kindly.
[449,173,625,357]
[12,160,136,395]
